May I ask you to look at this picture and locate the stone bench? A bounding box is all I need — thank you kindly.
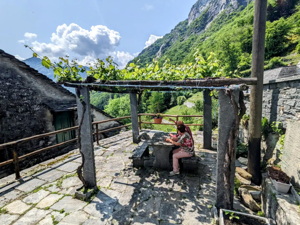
[180,156,198,173]
[129,141,149,167]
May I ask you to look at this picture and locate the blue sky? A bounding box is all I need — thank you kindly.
[0,0,196,67]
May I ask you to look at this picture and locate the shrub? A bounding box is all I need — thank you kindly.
[177,96,186,105]
[194,100,203,112]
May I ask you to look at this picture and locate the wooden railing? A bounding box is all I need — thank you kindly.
[0,117,131,180]
[0,113,202,180]
[138,113,203,130]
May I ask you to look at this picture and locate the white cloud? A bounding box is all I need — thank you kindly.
[18,32,38,45]
[113,51,135,68]
[143,4,154,10]
[19,24,140,69]
[24,32,37,39]
[15,55,25,61]
[30,23,122,60]
[144,35,163,49]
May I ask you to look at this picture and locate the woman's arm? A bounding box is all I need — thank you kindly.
[165,138,181,146]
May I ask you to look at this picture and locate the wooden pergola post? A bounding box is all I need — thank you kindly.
[130,92,139,143]
[76,86,97,188]
[248,0,268,185]
[203,90,212,149]
[216,89,240,209]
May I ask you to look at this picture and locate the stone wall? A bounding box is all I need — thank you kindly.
[244,78,300,128]
[281,120,300,188]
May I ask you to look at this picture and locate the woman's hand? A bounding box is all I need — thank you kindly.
[165,138,171,142]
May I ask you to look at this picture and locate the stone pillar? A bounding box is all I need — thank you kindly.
[216,90,239,209]
[76,87,96,188]
[130,92,139,143]
[203,90,212,149]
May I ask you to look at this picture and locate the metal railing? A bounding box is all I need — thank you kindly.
[0,113,202,180]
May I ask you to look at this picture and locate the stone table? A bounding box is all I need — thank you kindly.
[147,132,175,170]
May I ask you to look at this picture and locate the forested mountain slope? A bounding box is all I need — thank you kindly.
[132,0,300,77]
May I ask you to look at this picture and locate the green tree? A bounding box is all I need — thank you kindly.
[177,96,186,105]
[104,95,131,123]
[147,92,165,113]
[265,18,291,59]
[194,100,203,112]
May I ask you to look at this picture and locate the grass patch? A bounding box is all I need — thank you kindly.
[0,207,7,214]
[51,215,59,225]
[234,177,242,196]
[32,186,44,193]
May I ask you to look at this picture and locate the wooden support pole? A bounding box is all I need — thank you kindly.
[138,115,142,130]
[216,90,240,209]
[76,86,97,188]
[248,0,268,185]
[96,124,99,145]
[130,92,139,143]
[203,90,212,149]
[13,144,21,180]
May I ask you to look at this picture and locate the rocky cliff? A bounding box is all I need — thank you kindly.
[131,0,250,67]
[188,0,249,25]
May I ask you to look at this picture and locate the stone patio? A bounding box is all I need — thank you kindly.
[0,130,217,225]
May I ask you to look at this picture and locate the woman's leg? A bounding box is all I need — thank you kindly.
[172,149,192,172]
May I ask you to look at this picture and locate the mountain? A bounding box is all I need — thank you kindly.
[24,57,56,81]
[131,0,300,76]
[131,0,250,67]
[23,57,88,93]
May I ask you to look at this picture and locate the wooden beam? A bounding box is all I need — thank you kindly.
[63,78,257,90]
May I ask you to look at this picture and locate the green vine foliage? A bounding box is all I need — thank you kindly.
[25,46,226,82]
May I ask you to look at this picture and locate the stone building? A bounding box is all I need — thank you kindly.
[0,49,120,177]
[245,62,300,128]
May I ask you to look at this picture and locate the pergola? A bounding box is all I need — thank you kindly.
[63,77,257,209]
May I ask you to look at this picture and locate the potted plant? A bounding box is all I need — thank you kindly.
[267,166,292,193]
[153,113,163,124]
[220,209,271,225]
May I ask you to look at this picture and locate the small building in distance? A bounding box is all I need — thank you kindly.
[0,49,120,178]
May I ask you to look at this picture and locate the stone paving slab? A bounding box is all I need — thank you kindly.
[38,211,65,225]
[51,196,86,212]
[15,178,46,193]
[23,189,50,204]
[55,162,80,173]
[61,176,81,189]
[5,200,31,214]
[34,168,67,183]
[0,213,19,225]
[0,189,23,208]
[14,208,50,225]
[36,194,63,208]
[58,211,89,225]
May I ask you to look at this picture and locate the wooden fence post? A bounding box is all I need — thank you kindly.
[13,144,21,180]
[130,92,139,143]
[96,124,99,145]
[138,115,142,130]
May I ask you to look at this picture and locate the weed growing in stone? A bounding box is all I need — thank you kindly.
[51,215,59,225]
[0,207,7,214]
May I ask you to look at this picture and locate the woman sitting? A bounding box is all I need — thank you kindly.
[165,124,194,176]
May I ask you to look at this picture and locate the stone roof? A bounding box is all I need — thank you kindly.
[0,49,114,119]
[264,63,300,84]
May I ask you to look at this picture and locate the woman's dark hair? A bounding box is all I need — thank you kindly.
[177,124,186,133]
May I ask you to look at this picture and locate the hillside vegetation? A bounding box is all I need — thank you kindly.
[132,0,300,77]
